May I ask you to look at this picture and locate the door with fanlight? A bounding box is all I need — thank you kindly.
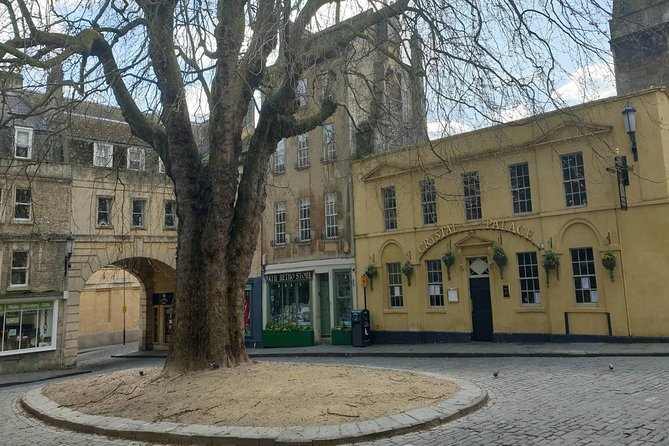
[468,257,493,341]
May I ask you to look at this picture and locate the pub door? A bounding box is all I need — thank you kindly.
[468,257,493,341]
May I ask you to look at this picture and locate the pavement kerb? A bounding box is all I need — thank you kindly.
[20,375,487,445]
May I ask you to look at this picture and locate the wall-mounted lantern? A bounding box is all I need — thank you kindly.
[621,100,638,161]
[64,234,75,276]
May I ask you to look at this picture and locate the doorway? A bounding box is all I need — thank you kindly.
[319,274,331,337]
[152,292,174,350]
[468,257,493,341]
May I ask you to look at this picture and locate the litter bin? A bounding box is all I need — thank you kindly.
[351,309,371,347]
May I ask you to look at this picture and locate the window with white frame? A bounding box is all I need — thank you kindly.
[14,188,31,221]
[127,147,145,171]
[274,139,285,174]
[93,142,114,168]
[322,123,336,162]
[10,251,28,286]
[298,198,311,241]
[571,247,597,303]
[0,300,57,352]
[561,153,587,207]
[517,252,540,304]
[274,202,286,245]
[510,162,532,214]
[131,199,146,228]
[97,197,113,227]
[296,79,307,107]
[318,71,332,101]
[387,262,403,308]
[14,127,33,159]
[324,193,338,239]
[382,186,397,230]
[164,200,176,228]
[420,179,437,225]
[426,260,444,307]
[297,133,309,168]
[158,157,165,174]
[463,171,482,221]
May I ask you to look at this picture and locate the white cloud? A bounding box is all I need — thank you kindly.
[427,119,473,140]
[556,61,616,105]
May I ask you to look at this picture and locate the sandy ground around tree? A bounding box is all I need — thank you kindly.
[43,361,458,427]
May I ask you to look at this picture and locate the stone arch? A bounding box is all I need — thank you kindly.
[557,218,604,250]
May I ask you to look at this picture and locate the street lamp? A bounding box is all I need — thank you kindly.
[621,100,638,161]
[64,234,75,275]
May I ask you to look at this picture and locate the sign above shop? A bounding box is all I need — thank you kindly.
[265,271,314,283]
[418,218,536,254]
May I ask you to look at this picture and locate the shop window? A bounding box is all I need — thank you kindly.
[298,197,311,242]
[297,133,309,169]
[387,262,403,308]
[14,188,31,221]
[561,152,587,207]
[164,200,176,228]
[510,162,532,214]
[131,199,146,228]
[382,186,397,230]
[97,196,113,227]
[463,171,481,221]
[324,193,338,239]
[571,247,598,303]
[14,127,33,159]
[93,142,113,168]
[268,280,311,327]
[322,123,336,162]
[127,146,145,171]
[273,139,285,174]
[517,252,540,304]
[426,260,444,307]
[420,179,437,225]
[0,301,56,354]
[10,251,29,286]
[274,202,286,245]
[334,271,352,326]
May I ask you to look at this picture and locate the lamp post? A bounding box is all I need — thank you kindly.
[621,100,638,161]
[64,234,75,276]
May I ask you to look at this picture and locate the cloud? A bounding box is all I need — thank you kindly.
[427,119,473,140]
[556,61,616,105]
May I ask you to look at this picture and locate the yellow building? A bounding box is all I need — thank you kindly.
[352,88,669,342]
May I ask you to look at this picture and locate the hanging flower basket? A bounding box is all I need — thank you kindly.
[602,250,617,281]
[402,260,414,286]
[492,243,508,279]
[442,250,456,280]
[542,250,560,287]
[364,264,377,290]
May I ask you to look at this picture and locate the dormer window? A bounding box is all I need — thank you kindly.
[127,147,145,171]
[14,127,33,159]
[94,142,114,168]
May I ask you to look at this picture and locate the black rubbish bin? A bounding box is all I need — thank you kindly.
[351,309,372,347]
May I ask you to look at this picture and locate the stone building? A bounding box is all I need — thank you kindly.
[0,71,177,372]
[351,88,669,341]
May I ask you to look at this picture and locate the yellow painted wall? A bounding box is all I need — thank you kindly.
[352,89,669,339]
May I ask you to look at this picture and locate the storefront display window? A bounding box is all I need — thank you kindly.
[267,272,312,327]
[1,301,56,354]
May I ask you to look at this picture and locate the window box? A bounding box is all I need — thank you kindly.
[262,329,314,348]
[331,328,352,345]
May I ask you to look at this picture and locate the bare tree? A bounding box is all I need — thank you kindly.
[0,0,611,371]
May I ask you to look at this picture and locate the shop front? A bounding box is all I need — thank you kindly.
[0,299,58,355]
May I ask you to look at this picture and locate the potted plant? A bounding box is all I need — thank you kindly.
[602,250,617,281]
[364,263,377,290]
[442,250,455,280]
[262,323,314,348]
[402,260,414,286]
[542,249,560,287]
[331,323,352,345]
[492,243,508,279]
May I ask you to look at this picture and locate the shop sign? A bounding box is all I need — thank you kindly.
[265,271,313,282]
[419,218,535,254]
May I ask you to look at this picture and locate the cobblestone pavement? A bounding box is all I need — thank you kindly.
[2,355,669,445]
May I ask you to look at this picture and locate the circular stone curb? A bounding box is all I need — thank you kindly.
[20,374,487,445]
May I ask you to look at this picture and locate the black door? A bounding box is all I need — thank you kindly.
[468,257,493,341]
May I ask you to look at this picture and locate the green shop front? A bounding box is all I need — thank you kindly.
[263,265,355,347]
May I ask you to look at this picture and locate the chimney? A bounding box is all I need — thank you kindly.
[0,70,24,92]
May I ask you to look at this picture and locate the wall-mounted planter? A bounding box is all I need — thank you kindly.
[262,330,314,348]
